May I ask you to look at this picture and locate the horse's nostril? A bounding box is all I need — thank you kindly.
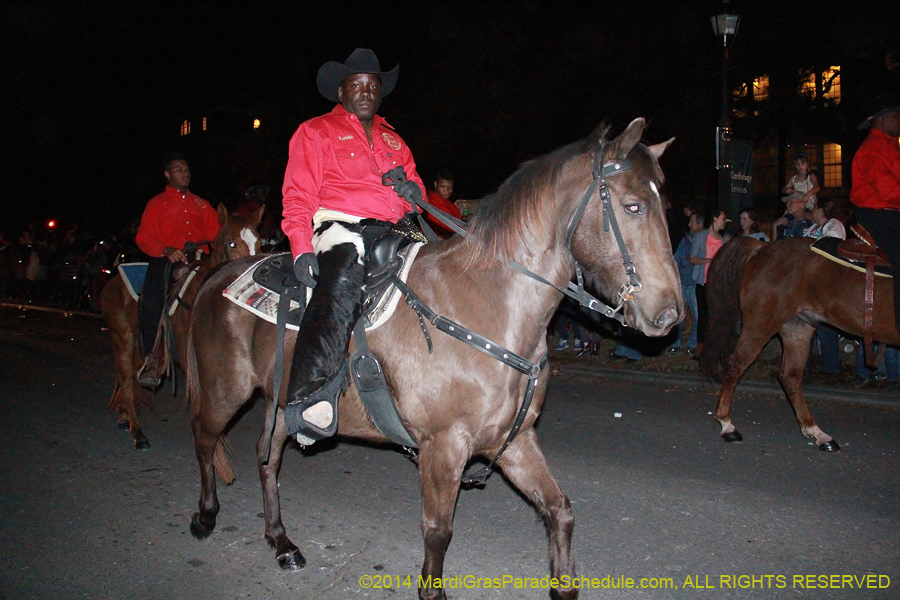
[655,307,679,330]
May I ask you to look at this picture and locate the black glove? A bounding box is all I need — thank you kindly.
[293,252,319,288]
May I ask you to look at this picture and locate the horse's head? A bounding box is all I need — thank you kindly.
[210,203,264,267]
[570,118,683,336]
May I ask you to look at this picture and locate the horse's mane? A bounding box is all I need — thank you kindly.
[465,126,611,268]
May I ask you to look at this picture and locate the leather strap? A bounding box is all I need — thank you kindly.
[350,319,418,448]
[261,285,305,464]
[862,256,886,370]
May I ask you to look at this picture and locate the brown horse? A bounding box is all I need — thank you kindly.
[98,204,263,450]
[701,236,899,451]
[186,118,682,600]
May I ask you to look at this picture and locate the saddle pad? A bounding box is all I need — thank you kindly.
[117,263,148,301]
[811,237,893,278]
[222,242,424,331]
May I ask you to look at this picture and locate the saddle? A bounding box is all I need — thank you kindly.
[230,235,421,452]
[814,225,893,368]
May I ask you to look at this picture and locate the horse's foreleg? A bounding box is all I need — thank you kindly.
[716,331,771,443]
[418,435,468,600]
[256,406,305,570]
[497,429,577,600]
[780,321,839,452]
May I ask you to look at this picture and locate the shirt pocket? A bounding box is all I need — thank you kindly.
[334,145,379,179]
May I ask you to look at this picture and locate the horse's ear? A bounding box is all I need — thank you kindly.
[648,137,675,161]
[217,203,228,228]
[251,204,265,227]
[611,118,646,160]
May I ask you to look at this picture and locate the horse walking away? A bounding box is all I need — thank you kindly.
[98,204,263,450]
[700,235,899,451]
[186,118,682,600]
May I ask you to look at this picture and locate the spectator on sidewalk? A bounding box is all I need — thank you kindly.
[669,210,704,355]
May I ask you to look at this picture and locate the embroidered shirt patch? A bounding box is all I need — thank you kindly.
[338,134,353,141]
[382,132,402,151]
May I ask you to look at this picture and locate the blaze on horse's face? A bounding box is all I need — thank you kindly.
[215,203,264,263]
[571,118,683,336]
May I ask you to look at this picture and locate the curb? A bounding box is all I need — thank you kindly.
[559,364,900,410]
[1,302,104,319]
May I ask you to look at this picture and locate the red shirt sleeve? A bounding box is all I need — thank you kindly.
[135,196,167,257]
[282,124,326,257]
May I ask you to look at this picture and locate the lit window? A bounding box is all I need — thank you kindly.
[801,71,816,98]
[823,143,842,188]
[253,119,261,129]
[822,66,841,103]
[180,120,191,136]
[752,75,769,102]
[202,117,207,131]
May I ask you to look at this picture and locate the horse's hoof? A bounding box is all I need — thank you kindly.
[134,439,151,451]
[818,440,840,452]
[189,514,215,539]
[117,420,129,430]
[277,548,306,571]
[550,586,579,600]
[722,431,743,443]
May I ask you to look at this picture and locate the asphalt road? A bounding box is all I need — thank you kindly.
[1,305,898,600]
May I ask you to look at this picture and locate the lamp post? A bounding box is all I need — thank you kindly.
[711,4,740,227]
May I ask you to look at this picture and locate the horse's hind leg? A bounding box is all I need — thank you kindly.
[716,330,772,443]
[256,405,305,570]
[780,319,839,452]
[418,434,469,600]
[498,429,577,600]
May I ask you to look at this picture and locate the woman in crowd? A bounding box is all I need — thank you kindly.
[804,199,845,240]
[689,208,729,356]
[738,208,769,241]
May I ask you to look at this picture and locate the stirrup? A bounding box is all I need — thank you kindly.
[284,362,348,445]
[137,353,162,388]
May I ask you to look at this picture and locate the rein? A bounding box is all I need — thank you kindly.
[382,142,638,324]
[380,143,641,485]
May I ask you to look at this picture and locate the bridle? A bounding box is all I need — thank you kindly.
[380,141,645,485]
[506,141,640,325]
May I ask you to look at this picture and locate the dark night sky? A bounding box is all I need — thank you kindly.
[2,1,898,237]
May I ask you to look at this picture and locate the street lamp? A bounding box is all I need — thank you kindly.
[711,3,740,226]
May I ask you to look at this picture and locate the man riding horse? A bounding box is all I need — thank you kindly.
[136,153,220,388]
[281,48,427,441]
[851,93,900,337]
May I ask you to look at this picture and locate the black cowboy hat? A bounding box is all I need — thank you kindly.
[857,92,900,129]
[316,48,399,103]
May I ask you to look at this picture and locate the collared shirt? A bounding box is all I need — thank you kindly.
[281,104,426,257]
[851,128,900,210]
[135,186,220,258]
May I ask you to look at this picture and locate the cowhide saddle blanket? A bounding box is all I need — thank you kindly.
[222,242,424,331]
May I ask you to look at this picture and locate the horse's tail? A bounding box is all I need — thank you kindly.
[186,319,236,484]
[699,237,764,381]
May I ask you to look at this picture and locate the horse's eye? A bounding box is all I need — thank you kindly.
[624,203,643,215]
[229,241,237,248]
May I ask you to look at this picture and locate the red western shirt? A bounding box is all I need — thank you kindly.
[851,128,900,210]
[135,186,220,258]
[281,104,425,257]
[424,190,462,238]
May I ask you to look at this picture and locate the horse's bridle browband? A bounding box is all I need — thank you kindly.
[377,147,642,486]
